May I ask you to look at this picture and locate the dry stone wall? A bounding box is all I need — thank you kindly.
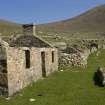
[59,49,90,67]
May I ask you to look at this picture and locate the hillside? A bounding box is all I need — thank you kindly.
[0,19,21,36]
[37,4,105,34]
[0,4,105,41]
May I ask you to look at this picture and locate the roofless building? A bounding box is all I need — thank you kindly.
[0,24,58,97]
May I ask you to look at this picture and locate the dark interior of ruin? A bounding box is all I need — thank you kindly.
[52,51,54,63]
[41,52,46,77]
[0,45,8,96]
[90,43,98,49]
[0,46,7,73]
[25,50,31,69]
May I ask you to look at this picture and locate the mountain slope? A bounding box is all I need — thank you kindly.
[0,19,21,36]
[37,4,105,33]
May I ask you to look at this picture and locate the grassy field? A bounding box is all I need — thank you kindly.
[0,50,105,105]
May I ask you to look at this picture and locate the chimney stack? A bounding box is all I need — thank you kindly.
[22,24,36,36]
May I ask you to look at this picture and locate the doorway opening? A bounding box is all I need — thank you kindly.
[41,52,46,77]
[25,50,30,69]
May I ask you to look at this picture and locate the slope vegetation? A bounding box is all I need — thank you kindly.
[37,4,105,34]
[0,19,21,36]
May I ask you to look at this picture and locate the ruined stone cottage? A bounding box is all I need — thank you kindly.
[0,24,58,97]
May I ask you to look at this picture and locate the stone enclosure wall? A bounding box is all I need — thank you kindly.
[59,49,90,67]
[7,47,58,96]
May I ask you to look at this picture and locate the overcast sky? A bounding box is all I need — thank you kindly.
[0,0,105,24]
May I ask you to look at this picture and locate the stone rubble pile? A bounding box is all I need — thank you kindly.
[90,47,97,53]
[59,50,90,67]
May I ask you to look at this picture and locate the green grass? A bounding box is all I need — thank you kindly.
[0,50,105,105]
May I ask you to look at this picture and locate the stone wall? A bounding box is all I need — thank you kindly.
[90,47,97,53]
[7,47,58,96]
[59,49,90,67]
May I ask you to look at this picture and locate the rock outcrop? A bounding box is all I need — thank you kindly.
[96,67,105,86]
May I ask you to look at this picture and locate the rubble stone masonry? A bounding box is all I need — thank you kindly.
[7,47,58,96]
